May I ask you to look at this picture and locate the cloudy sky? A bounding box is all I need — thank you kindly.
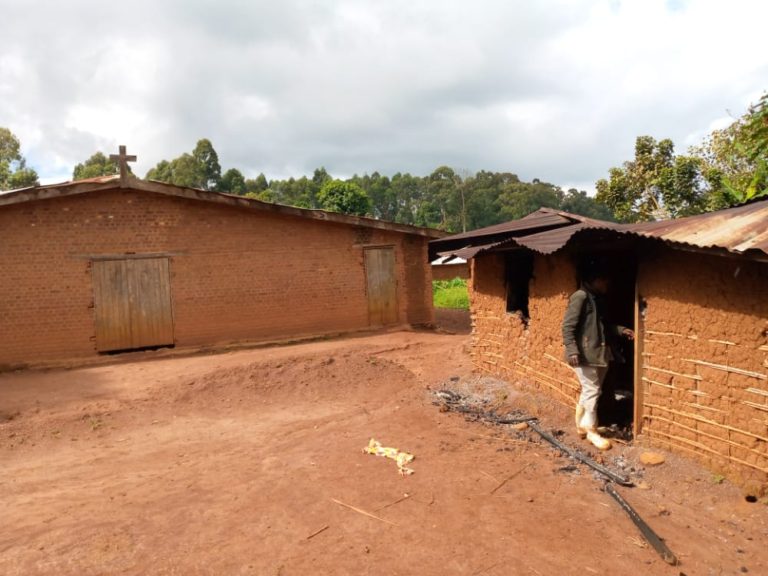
[1,0,766,190]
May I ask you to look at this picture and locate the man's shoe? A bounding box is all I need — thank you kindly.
[575,404,587,438]
[586,429,612,451]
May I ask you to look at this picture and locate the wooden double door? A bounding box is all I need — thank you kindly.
[92,257,175,352]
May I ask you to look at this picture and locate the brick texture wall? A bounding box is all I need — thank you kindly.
[0,188,433,367]
[638,250,768,492]
[431,263,470,281]
[470,247,768,493]
[470,251,580,405]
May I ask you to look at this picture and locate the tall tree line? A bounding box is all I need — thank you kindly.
[139,142,614,231]
[2,92,764,229]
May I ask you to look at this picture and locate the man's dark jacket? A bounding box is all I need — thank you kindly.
[562,288,626,367]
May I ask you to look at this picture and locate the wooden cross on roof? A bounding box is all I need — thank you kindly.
[110,145,136,187]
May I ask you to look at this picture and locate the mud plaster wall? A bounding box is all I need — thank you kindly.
[639,249,768,492]
[470,252,580,405]
[0,188,434,367]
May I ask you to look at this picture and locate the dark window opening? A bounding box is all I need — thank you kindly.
[505,252,533,319]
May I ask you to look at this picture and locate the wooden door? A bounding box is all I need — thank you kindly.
[92,258,174,352]
[364,247,398,326]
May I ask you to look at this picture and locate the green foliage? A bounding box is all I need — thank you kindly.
[317,179,371,216]
[0,127,39,190]
[145,139,221,190]
[244,173,269,195]
[596,136,706,222]
[192,138,221,191]
[691,92,768,208]
[560,189,616,221]
[499,178,563,220]
[72,151,121,181]
[134,134,610,229]
[432,278,469,310]
[219,168,246,195]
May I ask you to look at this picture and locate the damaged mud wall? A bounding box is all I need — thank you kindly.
[639,249,768,493]
[469,251,580,405]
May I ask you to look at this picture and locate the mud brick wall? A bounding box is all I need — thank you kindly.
[470,251,580,404]
[639,250,768,492]
[0,188,433,367]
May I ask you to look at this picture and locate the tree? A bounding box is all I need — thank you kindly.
[427,166,463,230]
[560,189,615,221]
[596,136,706,221]
[245,173,269,195]
[389,172,421,225]
[169,154,205,188]
[0,127,39,190]
[146,159,173,182]
[192,139,221,191]
[72,151,121,181]
[145,139,221,190]
[498,179,563,221]
[463,171,519,230]
[692,92,768,208]
[219,168,246,195]
[317,180,371,216]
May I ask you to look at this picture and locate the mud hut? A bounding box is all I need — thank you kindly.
[431,201,768,493]
[0,169,440,368]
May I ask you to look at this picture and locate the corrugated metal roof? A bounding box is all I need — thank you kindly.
[624,199,768,254]
[439,241,504,260]
[431,255,467,265]
[430,198,768,260]
[434,208,581,242]
[515,198,768,258]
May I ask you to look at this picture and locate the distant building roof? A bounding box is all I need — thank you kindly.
[432,198,768,261]
[430,255,467,265]
[0,175,444,239]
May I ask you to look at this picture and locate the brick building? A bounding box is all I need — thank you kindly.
[0,175,439,368]
[431,202,768,494]
[430,256,469,281]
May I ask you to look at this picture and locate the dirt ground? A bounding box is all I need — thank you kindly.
[2,329,767,576]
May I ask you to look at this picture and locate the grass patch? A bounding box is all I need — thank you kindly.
[433,278,469,310]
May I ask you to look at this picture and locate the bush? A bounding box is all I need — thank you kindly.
[433,278,469,310]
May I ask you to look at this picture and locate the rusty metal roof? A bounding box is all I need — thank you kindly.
[429,207,598,260]
[0,175,444,238]
[515,198,768,258]
[435,207,586,243]
[622,199,768,255]
[432,198,768,260]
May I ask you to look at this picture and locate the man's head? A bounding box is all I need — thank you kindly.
[587,275,610,294]
[583,268,610,294]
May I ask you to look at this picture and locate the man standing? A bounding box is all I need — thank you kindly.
[562,268,634,451]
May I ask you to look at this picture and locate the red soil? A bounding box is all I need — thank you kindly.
[1,331,766,575]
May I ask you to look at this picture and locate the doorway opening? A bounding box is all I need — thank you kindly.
[576,250,637,435]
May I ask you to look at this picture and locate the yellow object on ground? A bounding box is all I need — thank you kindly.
[363,438,415,475]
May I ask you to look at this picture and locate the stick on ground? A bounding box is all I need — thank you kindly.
[375,494,411,512]
[604,483,678,565]
[526,421,632,486]
[490,463,531,495]
[306,525,329,540]
[331,498,398,526]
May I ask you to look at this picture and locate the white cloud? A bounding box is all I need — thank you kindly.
[0,0,765,188]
